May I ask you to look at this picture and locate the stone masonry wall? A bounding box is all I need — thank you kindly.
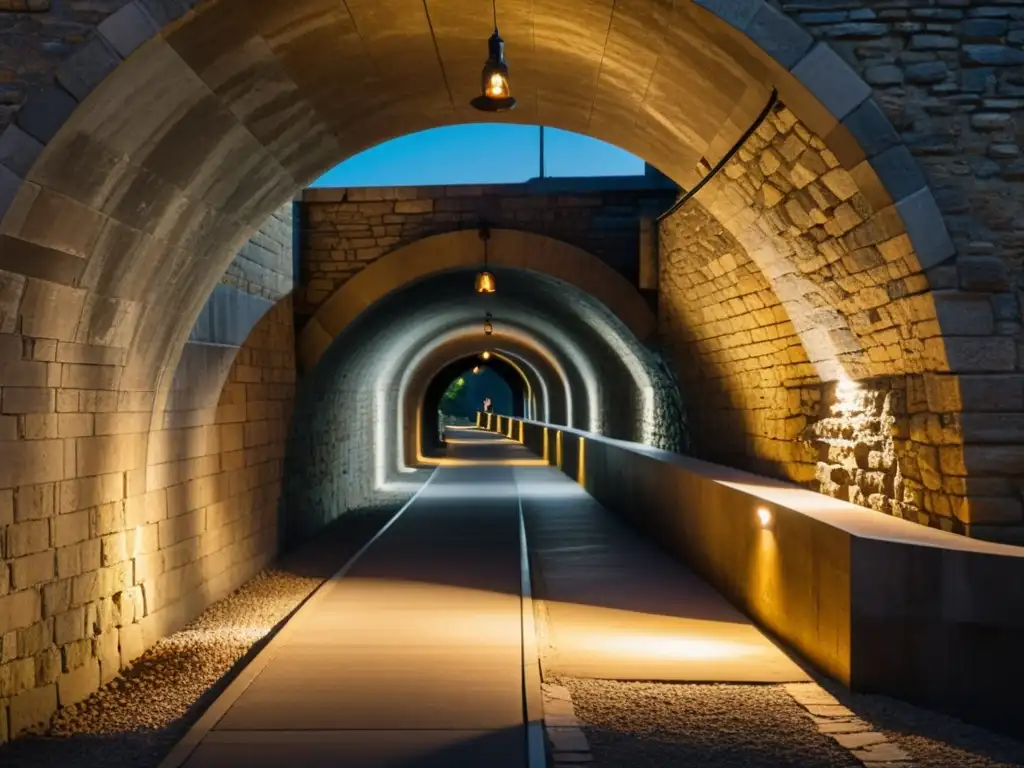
[659,89,1020,538]
[786,3,1024,538]
[0,216,296,743]
[296,181,675,327]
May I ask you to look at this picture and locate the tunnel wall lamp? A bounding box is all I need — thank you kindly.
[484,312,493,336]
[481,351,492,361]
[757,507,773,529]
[470,0,516,112]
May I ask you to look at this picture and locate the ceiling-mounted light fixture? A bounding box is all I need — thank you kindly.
[470,0,516,112]
[484,311,493,336]
[475,222,496,294]
[481,351,492,361]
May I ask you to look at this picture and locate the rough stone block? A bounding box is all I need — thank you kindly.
[841,99,902,164]
[14,483,54,522]
[792,43,871,121]
[57,657,99,707]
[138,0,193,26]
[933,291,995,336]
[870,145,927,202]
[119,622,144,667]
[56,35,122,103]
[0,489,12,527]
[691,0,759,30]
[99,1,160,57]
[94,629,119,683]
[11,552,54,590]
[8,683,56,737]
[15,86,78,145]
[943,337,1017,373]
[6,519,50,557]
[746,4,814,69]
[0,125,44,179]
[54,606,85,646]
[894,187,956,270]
[52,510,90,548]
[2,387,55,414]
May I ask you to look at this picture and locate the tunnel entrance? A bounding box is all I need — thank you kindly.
[423,357,522,457]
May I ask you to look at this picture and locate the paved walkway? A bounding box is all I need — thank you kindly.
[165,428,803,767]
[514,464,808,683]
[170,432,538,767]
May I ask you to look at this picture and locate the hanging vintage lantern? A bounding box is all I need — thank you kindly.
[484,312,493,336]
[475,271,496,294]
[470,3,516,112]
[475,222,496,294]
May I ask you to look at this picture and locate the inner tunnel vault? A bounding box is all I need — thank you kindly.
[281,266,682,546]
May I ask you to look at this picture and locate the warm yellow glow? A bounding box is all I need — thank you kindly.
[594,634,761,661]
[473,366,481,374]
[481,351,491,360]
[475,271,496,293]
[518,421,524,444]
[556,430,563,470]
[475,411,481,427]
[542,427,550,463]
[420,456,548,467]
[486,73,506,97]
[577,437,586,486]
[834,375,862,413]
[757,507,773,528]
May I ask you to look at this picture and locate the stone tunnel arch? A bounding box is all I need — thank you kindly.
[1,0,1021,742]
[296,228,658,373]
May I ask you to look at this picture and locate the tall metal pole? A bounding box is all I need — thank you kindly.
[539,125,545,178]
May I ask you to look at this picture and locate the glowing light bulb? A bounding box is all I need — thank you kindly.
[757,507,772,528]
[487,73,506,97]
[481,351,491,361]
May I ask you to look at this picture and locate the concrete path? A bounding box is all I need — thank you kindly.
[172,431,535,767]
[166,427,803,767]
[513,460,808,683]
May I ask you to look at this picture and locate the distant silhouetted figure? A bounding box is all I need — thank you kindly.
[483,397,492,413]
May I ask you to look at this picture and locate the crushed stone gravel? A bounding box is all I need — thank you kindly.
[560,677,861,767]
[0,507,396,768]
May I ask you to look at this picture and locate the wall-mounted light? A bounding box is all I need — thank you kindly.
[834,374,862,414]
[481,351,492,361]
[470,1,516,112]
[756,507,773,529]
[484,311,493,336]
[473,366,482,374]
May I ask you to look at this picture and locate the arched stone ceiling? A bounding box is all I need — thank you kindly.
[298,228,658,371]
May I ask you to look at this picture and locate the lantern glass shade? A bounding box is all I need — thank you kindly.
[470,31,517,112]
[475,271,496,294]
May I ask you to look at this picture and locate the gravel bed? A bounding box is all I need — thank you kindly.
[0,508,396,768]
[816,679,1024,767]
[561,678,860,768]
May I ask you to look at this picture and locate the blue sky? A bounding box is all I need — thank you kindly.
[313,124,645,187]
